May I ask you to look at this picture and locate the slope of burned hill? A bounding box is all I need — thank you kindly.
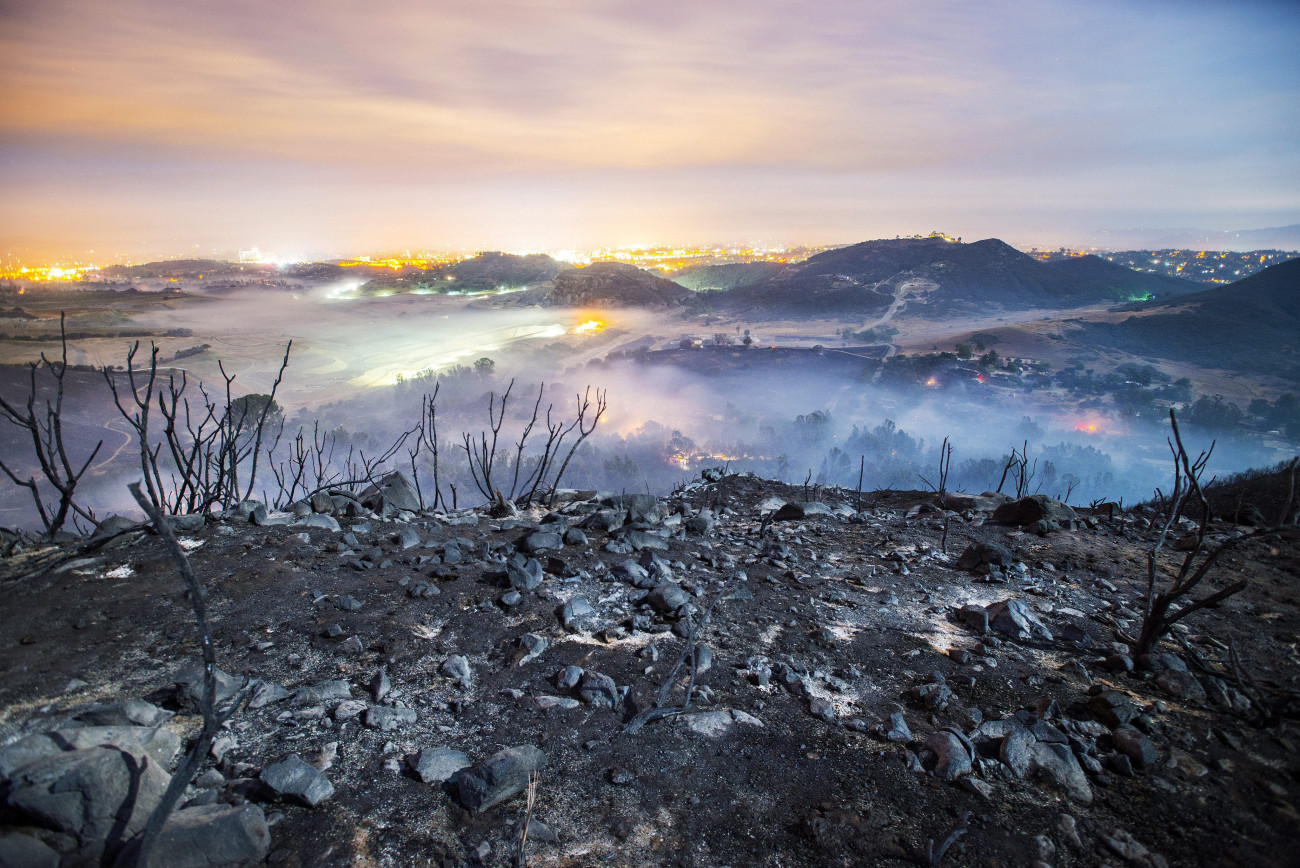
[1,470,1297,867]
[1069,257,1300,380]
[708,237,1199,318]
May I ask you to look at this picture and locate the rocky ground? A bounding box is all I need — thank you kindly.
[1,470,1299,867]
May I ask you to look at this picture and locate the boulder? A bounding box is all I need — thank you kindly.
[991,495,1077,528]
[771,501,834,521]
[985,599,1053,641]
[139,803,270,868]
[449,746,546,813]
[922,729,973,780]
[506,556,544,591]
[260,754,334,807]
[955,541,1013,572]
[409,747,470,784]
[0,726,181,780]
[6,746,170,858]
[175,665,243,712]
[359,470,421,515]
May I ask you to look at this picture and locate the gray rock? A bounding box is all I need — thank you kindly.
[92,514,139,538]
[619,529,670,551]
[0,726,181,780]
[7,746,170,857]
[310,491,336,514]
[881,710,912,743]
[1088,690,1138,727]
[336,595,362,612]
[506,557,544,591]
[563,528,588,546]
[1112,725,1159,769]
[293,679,352,707]
[175,664,243,712]
[393,527,421,549]
[364,705,417,730]
[771,501,834,521]
[248,680,290,709]
[603,493,665,525]
[524,531,563,553]
[559,598,598,631]
[0,832,60,868]
[450,745,546,813]
[922,730,972,780]
[370,669,391,701]
[339,635,365,656]
[164,513,206,532]
[408,580,441,598]
[646,583,690,615]
[956,604,990,634]
[578,671,619,707]
[809,697,835,722]
[295,513,340,531]
[409,747,470,784]
[1155,669,1207,702]
[73,699,171,728]
[441,655,472,687]
[534,695,581,710]
[359,470,421,515]
[990,495,1077,528]
[556,665,584,691]
[985,598,1053,641]
[956,541,1012,571]
[683,513,716,534]
[515,633,549,666]
[501,590,522,607]
[260,754,334,807]
[139,803,270,868]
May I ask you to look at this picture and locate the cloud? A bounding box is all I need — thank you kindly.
[1,0,1297,254]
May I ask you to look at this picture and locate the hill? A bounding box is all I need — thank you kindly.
[448,252,561,290]
[101,259,253,280]
[1042,254,1199,301]
[1071,256,1300,380]
[672,262,785,292]
[708,237,1199,317]
[497,261,692,309]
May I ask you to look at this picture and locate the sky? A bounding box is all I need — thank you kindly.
[1,0,1297,261]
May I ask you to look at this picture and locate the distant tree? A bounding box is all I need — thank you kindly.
[978,349,1000,370]
[1185,395,1246,432]
[955,343,973,360]
[474,357,496,376]
[713,333,735,347]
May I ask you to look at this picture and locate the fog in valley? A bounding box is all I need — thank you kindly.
[0,282,1292,532]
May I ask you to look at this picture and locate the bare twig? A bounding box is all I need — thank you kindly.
[117,483,248,867]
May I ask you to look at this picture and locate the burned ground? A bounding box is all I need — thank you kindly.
[1,473,1299,867]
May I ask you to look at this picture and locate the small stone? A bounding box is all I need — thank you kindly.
[409,747,470,784]
[365,706,418,731]
[261,755,334,807]
[1112,725,1158,769]
[370,669,391,701]
[515,633,548,666]
[559,598,598,631]
[441,655,472,687]
[809,697,835,722]
[336,595,362,612]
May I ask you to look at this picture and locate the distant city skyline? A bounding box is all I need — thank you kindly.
[2,0,1297,261]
